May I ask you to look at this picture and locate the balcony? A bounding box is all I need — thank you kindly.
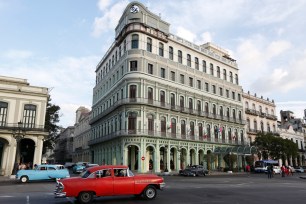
[90,97,246,125]
[245,108,259,116]
[0,122,46,132]
[88,129,250,146]
[266,114,278,121]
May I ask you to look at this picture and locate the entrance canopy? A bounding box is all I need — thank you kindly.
[213,146,257,155]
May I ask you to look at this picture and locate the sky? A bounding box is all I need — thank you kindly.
[1,0,306,128]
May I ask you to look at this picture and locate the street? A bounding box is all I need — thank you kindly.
[1,173,306,204]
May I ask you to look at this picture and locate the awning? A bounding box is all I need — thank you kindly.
[213,146,257,155]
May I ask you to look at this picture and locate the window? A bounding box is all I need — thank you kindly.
[148,87,153,103]
[235,74,239,84]
[187,54,191,67]
[181,120,186,135]
[169,46,173,60]
[197,100,201,112]
[232,91,235,100]
[212,85,216,94]
[159,42,164,56]
[0,102,8,126]
[189,98,193,110]
[232,109,236,119]
[213,104,216,115]
[147,37,152,52]
[123,40,126,52]
[190,121,195,136]
[160,91,165,106]
[226,89,229,98]
[160,68,165,78]
[189,77,193,87]
[197,80,201,89]
[23,104,36,128]
[195,57,199,70]
[180,96,184,110]
[210,63,214,75]
[205,102,209,113]
[171,118,176,135]
[202,60,207,73]
[129,85,136,99]
[180,74,184,84]
[131,34,139,49]
[130,61,137,71]
[205,82,209,92]
[254,120,257,130]
[178,50,182,63]
[148,114,154,132]
[230,71,233,83]
[219,106,223,116]
[171,71,175,81]
[128,112,137,133]
[170,93,175,108]
[223,69,227,80]
[161,117,166,133]
[219,87,223,96]
[198,123,203,139]
[238,94,241,101]
[148,63,153,74]
[216,66,220,78]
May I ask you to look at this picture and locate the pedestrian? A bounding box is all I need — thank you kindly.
[267,165,273,179]
[246,164,251,177]
[281,165,286,177]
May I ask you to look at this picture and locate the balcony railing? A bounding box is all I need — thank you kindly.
[0,122,46,132]
[88,129,250,146]
[91,97,246,125]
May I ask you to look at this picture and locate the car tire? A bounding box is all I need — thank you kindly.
[78,191,94,204]
[143,185,157,200]
[20,176,28,183]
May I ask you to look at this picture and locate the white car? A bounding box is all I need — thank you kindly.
[294,166,304,173]
[273,166,282,174]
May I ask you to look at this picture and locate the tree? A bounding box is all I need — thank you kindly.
[223,153,237,171]
[43,96,61,154]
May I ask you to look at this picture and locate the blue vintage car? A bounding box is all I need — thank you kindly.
[72,162,89,173]
[16,164,70,183]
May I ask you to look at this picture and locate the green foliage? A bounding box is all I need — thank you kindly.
[223,153,237,171]
[43,96,61,154]
[245,155,255,165]
[252,132,298,161]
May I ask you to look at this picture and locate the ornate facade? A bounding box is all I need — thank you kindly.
[89,1,250,173]
[0,76,48,176]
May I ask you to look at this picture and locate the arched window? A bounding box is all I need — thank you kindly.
[247,119,250,131]
[187,54,191,67]
[206,124,211,139]
[235,74,239,84]
[180,96,184,111]
[252,103,256,110]
[213,104,216,115]
[214,125,218,139]
[245,101,249,109]
[190,121,195,137]
[160,91,165,106]
[254,120,257,131]
[181,120,186,136]
[129,85,137,101]
[189,98,193,111]
[148,87,153,104]
[161,116,166,135]
[202,60,207,73]
[223,69,227,80]
[205,102,209,113]
[171,118,176,135]
[170,93,175,108]
[23,104,37,128]
[267,123,271,132]
[240,130,244,142]
[159,42,164,56]
[232,109,236,119]
[210,63,214,75]
[147,37,152,52]
[128,112,137,133]
[198,123,203,140]
[217,66,220,78]
[197,100,201,112]
[228,128,232,140]
[229,71,233,83]
[148,114,154,133]
[178,50,182,63]
[260,121,264,132]
[131,34,139,49]
[195,57,199,70]
[169,46,173,60]
[219,106,223,116]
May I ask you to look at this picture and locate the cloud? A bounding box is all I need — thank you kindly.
[175,26,197,42]
[2,49,33,59]
[1,54,99,127]
[92,0,129,37]
[276,101,306,119]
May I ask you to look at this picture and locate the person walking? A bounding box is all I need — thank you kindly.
[246,164,251,177]
[281,165,286,177]
[267,165,273,179]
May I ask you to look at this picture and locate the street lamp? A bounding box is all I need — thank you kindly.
[12,121,26,175]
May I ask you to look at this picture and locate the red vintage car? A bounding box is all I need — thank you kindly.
[54,165,165,204]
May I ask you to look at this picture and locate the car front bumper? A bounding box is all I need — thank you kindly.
[160,182,166,190]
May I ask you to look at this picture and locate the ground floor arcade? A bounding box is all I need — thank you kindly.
[90,136,253,173]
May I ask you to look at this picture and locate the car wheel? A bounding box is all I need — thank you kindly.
[20,176,28,183]
[78,191,94,204]
[143,185,157,200]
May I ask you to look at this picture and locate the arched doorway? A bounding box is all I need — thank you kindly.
[170,147,177,171]
[180,148,187,169]
[159,146,166,171]
[146,146,155,171]
[189,149,196,165]
[19,139,35,167]
[127,145,139,171]
[198,149,205,166]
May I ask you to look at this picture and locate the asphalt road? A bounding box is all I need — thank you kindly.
[1,173,306,204]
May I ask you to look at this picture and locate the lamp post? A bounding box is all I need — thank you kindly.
[12,121,26,175]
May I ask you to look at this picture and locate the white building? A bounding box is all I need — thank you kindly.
[89,1,251,173]
[0,76,48,176]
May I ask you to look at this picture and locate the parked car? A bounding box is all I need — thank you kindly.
[64,162,75,169]
[294,166,304,173]
[179,165,209,177]
[264,166,281,174]
[16,164,70,183]
[54,165,165,204]
[72,162,89,173]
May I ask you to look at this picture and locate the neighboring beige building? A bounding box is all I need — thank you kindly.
[54,126,74,164]
[242,91,278,143]
[0,76,48,176]
[72,106,91,163]
[89,1,250,173]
